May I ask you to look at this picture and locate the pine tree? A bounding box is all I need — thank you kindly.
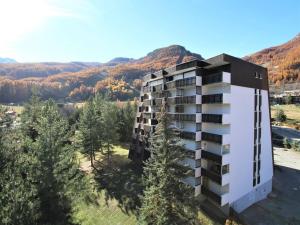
[139,101,197,225]
[34,100,85,224]
[0,128,40,225]
[102,102,119,166]
[78,98,102,168]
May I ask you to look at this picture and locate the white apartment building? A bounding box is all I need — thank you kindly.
[129,54,273,214]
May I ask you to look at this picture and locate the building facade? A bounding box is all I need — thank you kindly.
[129,54,273,214]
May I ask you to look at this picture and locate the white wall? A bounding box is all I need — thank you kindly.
[202,104,230,114]
[259,90,273,185]
[228,85,255,204]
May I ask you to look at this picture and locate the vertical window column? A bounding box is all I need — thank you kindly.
[253,89,262,187]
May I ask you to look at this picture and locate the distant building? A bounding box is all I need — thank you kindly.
[129,54,273,214]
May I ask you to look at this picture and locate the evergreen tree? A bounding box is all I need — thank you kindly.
[0,129,39,225]
[78,98,102,168]
[21,93,42,140]
[34,100,85,225]
[139,101,197,225]
[102,102,119,165]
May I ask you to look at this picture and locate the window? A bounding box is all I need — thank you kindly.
[253,178,256,187]
[255,72,259,78]
[222,164,229,174]
[196,123,201,131]
[175,105,184,113]
[223,144,230,154]
[166,76,174,82]
[196,104,201,113]
[196,86,202,95]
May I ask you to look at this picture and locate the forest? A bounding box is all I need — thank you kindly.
[0,94,209,225]
[0,45,202,103]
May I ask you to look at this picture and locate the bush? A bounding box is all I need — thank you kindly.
[275,108,287,122]
[291,140,300,151]
[283,137,291,149]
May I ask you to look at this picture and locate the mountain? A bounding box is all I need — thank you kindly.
[106,57,134,66]
[244,33,300,85]
[0,45,203,103]
[0,57,17,63]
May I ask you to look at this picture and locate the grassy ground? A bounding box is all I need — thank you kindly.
[73,145,220,225]
[271,104,300,129]
[0,104,24,115]
[72,145,141,225]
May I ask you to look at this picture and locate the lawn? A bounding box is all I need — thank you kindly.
[72,145,141,225]
[271,104,300,121]
[0,104,24,115]
[73,145,221,225]
[271,104,300,129]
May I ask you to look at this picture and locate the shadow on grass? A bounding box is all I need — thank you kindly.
[93,153,143,215]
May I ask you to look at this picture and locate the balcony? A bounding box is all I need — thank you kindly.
[202,72,231,85]
[201,185,229,206]
[202,132,222,144]
[202,93,230,104]
[151,98,163,106]
[183,176,201,187]
[201,186,221,205]
[169,113,196,122]
[143,99,151,106]
[180,131,196,140]
[201,168,222,184]
[168,95,196,104]
[166,77,196,90]
[202,114,230,124]
[201,150,222,164]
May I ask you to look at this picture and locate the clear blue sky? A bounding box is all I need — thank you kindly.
[1,0,299,62]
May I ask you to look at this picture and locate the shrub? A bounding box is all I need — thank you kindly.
[283,137,291,149]
[291,140,300,151]
[275,108,287,122]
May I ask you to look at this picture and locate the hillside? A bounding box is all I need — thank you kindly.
[245,33,300,85]
[0,45,203,103]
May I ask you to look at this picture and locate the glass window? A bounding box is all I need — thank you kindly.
[222,164,229,174]
[223,144,230,154]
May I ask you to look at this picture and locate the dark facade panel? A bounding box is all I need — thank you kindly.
[205,54,268,90]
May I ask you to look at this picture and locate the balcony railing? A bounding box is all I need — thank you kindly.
[202,132,222,144]
[201,150,222,164]
[202,114,222,123]
[168,95,196,104]
[180,131,196,140]
[169,114,196,122]
[202,72,223,85]
[166,77,196,90]
[201,168,222,185]
[202,94,223,104]
[144,99,151,106]
[201,186,221,205]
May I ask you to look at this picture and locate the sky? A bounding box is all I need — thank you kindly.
[1,0,299,63]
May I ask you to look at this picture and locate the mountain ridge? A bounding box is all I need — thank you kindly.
[0,45,203,102]
[244,33,300,85]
